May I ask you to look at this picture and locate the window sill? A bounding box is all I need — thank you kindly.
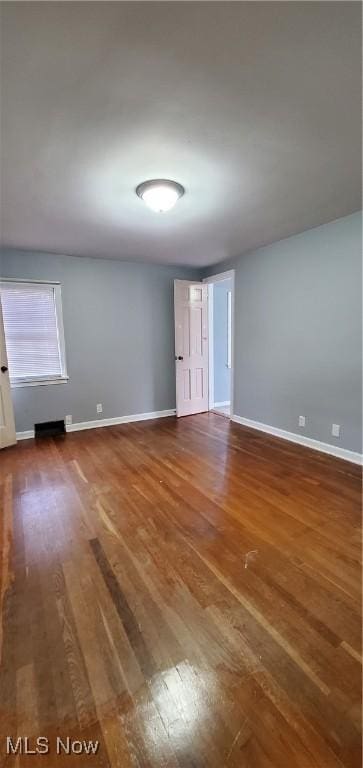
[11,376,69,389]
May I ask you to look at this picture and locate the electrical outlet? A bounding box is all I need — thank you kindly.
[96,403,103,414]
[65,414,72,426]
[298,415,305,427]
[332,423,340,438]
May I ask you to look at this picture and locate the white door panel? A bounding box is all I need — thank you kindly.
[0,295,16,449]
[174,281,208,417]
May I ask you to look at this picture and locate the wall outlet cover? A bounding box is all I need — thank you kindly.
[97,403,103,414]
[298,415,306,427]
[332,423,340,437]
[65,415,72,426]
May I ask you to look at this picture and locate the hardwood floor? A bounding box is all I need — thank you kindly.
[212,405,231,418]
[0,413,361,767]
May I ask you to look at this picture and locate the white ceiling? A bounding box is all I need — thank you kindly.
[0,2,361,267]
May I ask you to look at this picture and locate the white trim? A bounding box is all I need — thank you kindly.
[227,289,232,369]
[15,409,176,441]
[207,283,214,410]
[11,376,69,389]
[203,269,234,285]
[0,278,61,285]
[16,412,362,464]
[213,401,230,407]
[54,283,68,380]
[231,414,363,465]
[16,429,35,440]
[203,270,235,417]
[66,409,176,432]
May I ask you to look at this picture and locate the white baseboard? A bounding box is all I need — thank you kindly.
[16,409,176,440]
[66,409,176,433]
[231,414,363,465]
[16,412,362,465]
[16,429,35,440]
[213,401,231,408]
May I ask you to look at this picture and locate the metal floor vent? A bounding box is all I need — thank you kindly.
[34,420,65,438]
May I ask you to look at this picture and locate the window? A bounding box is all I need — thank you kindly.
[0,280,68,387]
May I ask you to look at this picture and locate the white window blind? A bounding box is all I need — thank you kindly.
[0,281,67,385]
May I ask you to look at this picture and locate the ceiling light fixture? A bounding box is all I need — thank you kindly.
[136,179,185,213]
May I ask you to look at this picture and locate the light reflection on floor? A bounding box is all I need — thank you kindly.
[143,661,217,757]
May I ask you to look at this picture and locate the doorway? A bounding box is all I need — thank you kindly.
[203,270,235,419]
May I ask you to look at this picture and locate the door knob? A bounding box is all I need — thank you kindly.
[174,356,184,361]
[1,365,8,373]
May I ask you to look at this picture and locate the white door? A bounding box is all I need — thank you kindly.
[0,296,16,449]
[174,280,208,417]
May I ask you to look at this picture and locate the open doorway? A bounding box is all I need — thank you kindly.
[203,270,234,419]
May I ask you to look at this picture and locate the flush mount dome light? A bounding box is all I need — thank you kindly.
[136,179,185,212]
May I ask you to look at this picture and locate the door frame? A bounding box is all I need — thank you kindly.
[203,269,235,417]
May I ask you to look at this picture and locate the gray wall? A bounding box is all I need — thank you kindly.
[204,212,362,453]
[213,279,232,404]
[2,211,362,452]
[0,250,200,432]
